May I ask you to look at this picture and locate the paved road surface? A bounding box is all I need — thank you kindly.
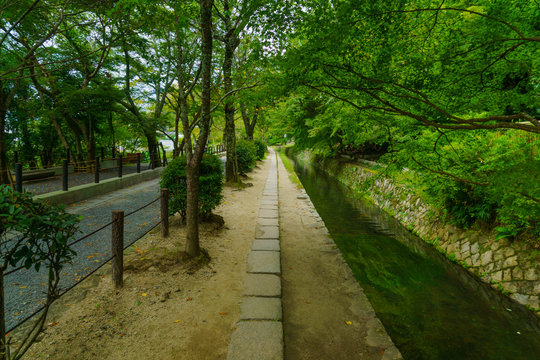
[4,178,161,331]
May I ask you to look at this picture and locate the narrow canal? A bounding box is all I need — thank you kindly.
[289,156,540,360]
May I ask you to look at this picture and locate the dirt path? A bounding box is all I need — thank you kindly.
[19,157,271,360]
[277,154,401,359]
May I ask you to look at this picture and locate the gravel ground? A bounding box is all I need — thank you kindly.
[22,164,152,196]
[4,178,162,331]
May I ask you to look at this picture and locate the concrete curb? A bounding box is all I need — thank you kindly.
[227,151,283,360]
[34,168,164,206]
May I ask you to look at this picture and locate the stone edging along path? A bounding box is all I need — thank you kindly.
[227,150,284,360]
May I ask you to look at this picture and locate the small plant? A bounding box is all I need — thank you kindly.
[236,139,258,175]
[0,185,80,359]
[160,154,223,219]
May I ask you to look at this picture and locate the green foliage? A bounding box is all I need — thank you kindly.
[160,154,223,218]
[254,139,267,160]
[0,185,80,272]
[236,139,258,174]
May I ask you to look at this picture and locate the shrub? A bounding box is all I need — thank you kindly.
[160,154,223,218]
[236,139,257,174]
[254,139,267,160]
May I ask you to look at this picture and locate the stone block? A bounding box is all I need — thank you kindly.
[512,268,523,279]
[481,251,493,266]
[256,226,279,239]
[247,251,281,274]
[491,270,503,282]
[240,297,282,320]
[524,268,538,281]
[470,242,479,255]
[260,204,278,210]
[258,218,279,226]
[253,240,280,251]
[244,274,281,297]
[261,199,278,206]
[227,321,283,360]
[259,209,279,219]
[503,256,518,268]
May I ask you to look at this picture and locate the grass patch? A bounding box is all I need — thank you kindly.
[277,149,304,189]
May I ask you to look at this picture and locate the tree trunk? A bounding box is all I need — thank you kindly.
[241,104,259,140]
[185,0,214,257]
[0,109,9,184]
[87,115,95,162]
[224,41,239,183]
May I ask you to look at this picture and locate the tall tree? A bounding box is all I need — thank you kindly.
[215,0,264,183]
[183,0,215,257]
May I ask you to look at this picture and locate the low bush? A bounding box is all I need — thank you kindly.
[236,139,257,174]
[254,139,267,160]
[160,154,223,218]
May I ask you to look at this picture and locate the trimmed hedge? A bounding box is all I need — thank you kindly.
[254,139,267,160]
[236,139,257,175]
[160,154,223,218]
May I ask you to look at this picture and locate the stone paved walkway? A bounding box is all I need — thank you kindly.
[227,149,283,360]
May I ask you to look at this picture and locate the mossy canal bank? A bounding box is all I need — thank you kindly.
[284,149,540,360]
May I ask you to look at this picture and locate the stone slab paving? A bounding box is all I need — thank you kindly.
[256,225,280,239]
[240,297,282,320]
[259,208,279,219]
[257,218,279,226]
[247,249,281,275]
[227,322,283,360]
[228,150,283,360]
[252,240,280,251]
[243,274,281,297]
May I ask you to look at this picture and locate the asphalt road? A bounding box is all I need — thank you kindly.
[22,164,150,196]
[4,178,162,331]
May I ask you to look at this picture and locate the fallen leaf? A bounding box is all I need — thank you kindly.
[305,300,311,304]
[19,286,27,289]
[47,322,58,327]
[141,293,147,297]
[187,297,193,301]
[174,320,181,323]
[219,312,228,316]
[345,321,352,325]
[14,313,19,316]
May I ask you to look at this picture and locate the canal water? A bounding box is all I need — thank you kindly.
[290,156,540,360]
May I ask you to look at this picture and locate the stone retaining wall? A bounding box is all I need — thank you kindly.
[291,150,539,314]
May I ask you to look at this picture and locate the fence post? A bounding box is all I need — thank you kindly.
[101,147,105,160]
[15,163,22,193]
[62,160,68,191]
[13,151,18,166]
[0,270,6,360]
[161,188,169,238]
[162,150,167,167]
[137,153,141,173]
[95,156,100,183]
[112,210,124,289]
[118,155,123,178]
[112,147,115,159]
